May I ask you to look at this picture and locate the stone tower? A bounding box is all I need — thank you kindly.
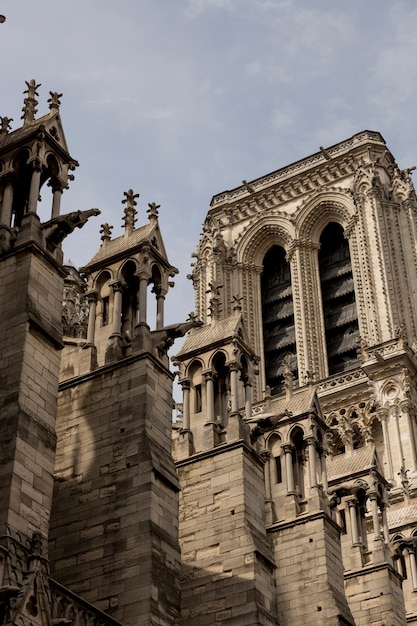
[49,193,193,625]
[174,131,417,624]
[0,82,97,626]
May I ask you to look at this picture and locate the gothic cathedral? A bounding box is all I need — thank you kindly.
[1,82,417,626]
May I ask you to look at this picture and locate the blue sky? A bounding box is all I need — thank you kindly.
[1,0,417,328]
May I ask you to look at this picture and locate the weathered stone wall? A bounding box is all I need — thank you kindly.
[0,246,62,545]
[272,514,355,626]
[345,566,406,626]
[50,352,181,626]
[177,442,278,625]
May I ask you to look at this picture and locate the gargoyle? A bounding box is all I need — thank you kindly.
[42,208,101,247]
[153,318,203,358]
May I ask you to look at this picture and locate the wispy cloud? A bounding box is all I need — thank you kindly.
[184,0,236,18]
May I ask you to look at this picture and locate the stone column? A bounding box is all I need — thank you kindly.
[51,181,63,218]
[181,380,191,431]
[156,290,165,330]
[204,371,215,424]
[138,273,149,325]
[381,503,390,544]
[320,448,328,493]
[392,404,404,470]
[0,177,13,226]
[27,162,42,214]
[379,409,394,483]
[85,290,98,345]
[368,492,381,540]
[400,400,417,471]
[202,370,219,450]
[110,281,123,336]
[347,497,360,545]
[229,363,239,414]
[408,547,417,590]
[176,379,194,459]
[282,443,295,494]
[261,450,274,525]
[305,435,318,489]
[244,381,252,419]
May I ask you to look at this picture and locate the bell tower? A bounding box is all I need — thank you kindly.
[177,131,415,624]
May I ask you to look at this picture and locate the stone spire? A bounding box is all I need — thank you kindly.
[122,189,139,237]
[21,79,41,125]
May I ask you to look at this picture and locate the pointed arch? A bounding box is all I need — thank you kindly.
[296,190,356,243]
[237,217,294,266]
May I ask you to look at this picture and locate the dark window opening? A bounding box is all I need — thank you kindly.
[275,455,282,484]
[319,223,359,376]
[262,245,298,395]
[194,384,202,413]
[339,509,347,534]
[102,296,109,326]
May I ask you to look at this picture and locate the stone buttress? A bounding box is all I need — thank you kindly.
[0,82,98,626]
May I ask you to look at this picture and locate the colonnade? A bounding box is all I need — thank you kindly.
[85,272,166,346]
[279,436,327,494]
[394,538,417,590]
[179,361,254,432]
[0,165,65,228]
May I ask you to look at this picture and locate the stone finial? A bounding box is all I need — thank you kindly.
[283,355,294,400]
[147,202,160,222]
[304,370,315,386]
[0,116,12,135]
[21,79,41,125]
[122,189,139,236]
[357,335,369,361]
[231,294,243,313]
[100,223,113,246]
[48,91,63,110]
[207,281,223,323]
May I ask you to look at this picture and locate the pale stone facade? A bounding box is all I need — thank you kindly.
[173,130,417,625]
[1,83,417,626]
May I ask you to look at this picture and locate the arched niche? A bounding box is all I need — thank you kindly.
[268,433,284,489]
[11,149,31,227]
[95,270,112,328]
[290,426,307,502]
[211,351,230,426]
[120,260,139,337]
[188,359,204,415]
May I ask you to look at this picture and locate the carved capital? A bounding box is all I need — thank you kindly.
[346,496,358,508]
[110,280,123,293]
[203,370,214,383]
[86,290,98,303]
[179,379,191,392]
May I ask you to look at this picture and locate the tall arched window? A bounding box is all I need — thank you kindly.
[318,223,359,375]
[261,245,297,395]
